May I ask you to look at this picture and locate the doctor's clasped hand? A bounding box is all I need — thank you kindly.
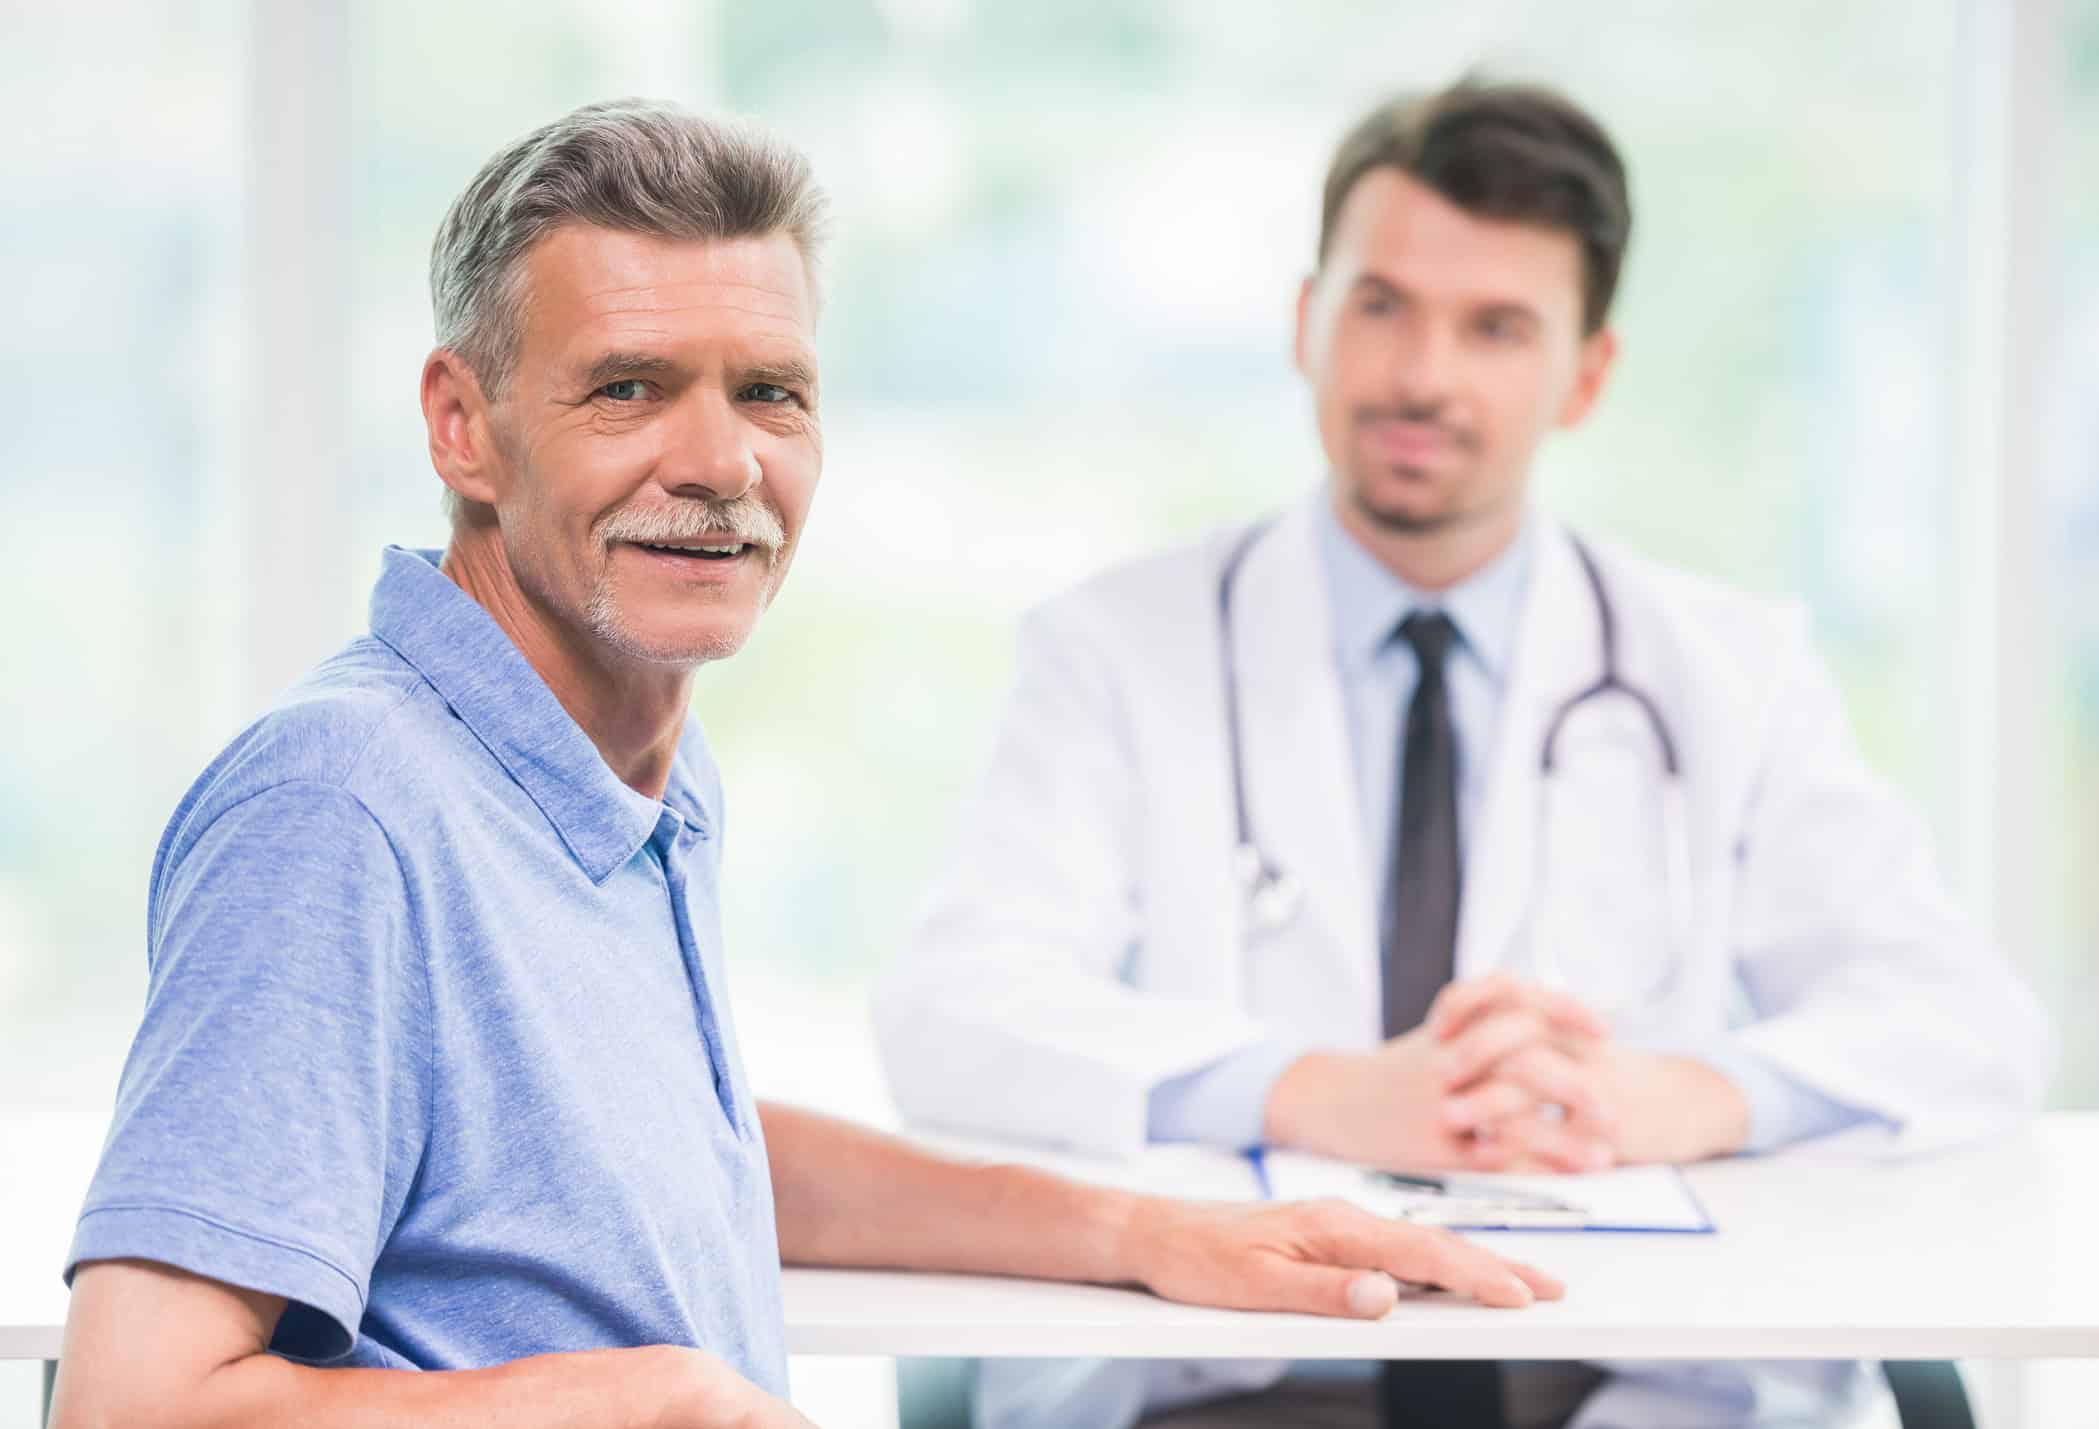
[1426,973,1753,1169]
[1265,975,1621,1174]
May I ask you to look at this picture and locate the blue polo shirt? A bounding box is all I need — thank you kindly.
[66,546,787,1390]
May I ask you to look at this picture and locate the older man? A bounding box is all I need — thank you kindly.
[48,101,1559,1428]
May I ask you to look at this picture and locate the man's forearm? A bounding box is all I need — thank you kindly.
[760,1102,1138,1286]
[758,1103,1565,1320]
[55,1343,778,1429]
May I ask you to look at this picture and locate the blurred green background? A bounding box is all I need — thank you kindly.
[5,0,2089,1098]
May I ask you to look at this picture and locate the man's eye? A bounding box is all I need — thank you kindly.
[742,382,794,405]
[597,379,649,402]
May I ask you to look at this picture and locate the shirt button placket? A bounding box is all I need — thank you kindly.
[657,815,740,1133]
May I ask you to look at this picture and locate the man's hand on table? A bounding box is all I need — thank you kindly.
[1118,1194,1563,1317]
[1427,973,1750,1168]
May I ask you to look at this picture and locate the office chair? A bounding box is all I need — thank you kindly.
[895,1357,975,1429]
[1882,1361,1978,1429]
[895,1360,1978,1429]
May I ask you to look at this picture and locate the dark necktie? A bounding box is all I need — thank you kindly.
[1378,610,1506,1429]
[1381,610,1464,1038]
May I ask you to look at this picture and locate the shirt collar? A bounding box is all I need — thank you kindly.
[1313,493,1537,683]
[368,546,708,883]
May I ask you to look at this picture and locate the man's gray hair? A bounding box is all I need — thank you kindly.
[430,98,828,403]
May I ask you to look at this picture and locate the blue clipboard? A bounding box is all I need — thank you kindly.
[1243,1146,1716,1235]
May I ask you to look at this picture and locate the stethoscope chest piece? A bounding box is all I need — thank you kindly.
[1235,842,1305,936]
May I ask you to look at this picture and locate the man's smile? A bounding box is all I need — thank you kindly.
[628,537,755,562]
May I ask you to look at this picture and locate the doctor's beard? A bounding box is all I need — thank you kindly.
[1343,403,1505,536]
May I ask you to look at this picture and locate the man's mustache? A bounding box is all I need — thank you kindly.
[1351,402,1478,452]
[596,495,786,553]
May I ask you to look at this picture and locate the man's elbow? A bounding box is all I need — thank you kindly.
[51,1367,231,1429]
[52,1261,290,1429]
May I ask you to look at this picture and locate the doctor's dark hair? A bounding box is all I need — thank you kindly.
[429,98,829,404]
[1318,79,1631,334]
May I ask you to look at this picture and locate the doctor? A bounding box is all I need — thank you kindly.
[875,79,2050,1428]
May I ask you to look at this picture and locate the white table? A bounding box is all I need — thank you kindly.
[7,1115,2097,1417]
[785,1117,2099,1362]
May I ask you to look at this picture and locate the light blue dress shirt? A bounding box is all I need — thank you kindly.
[1148,502,1867,1153]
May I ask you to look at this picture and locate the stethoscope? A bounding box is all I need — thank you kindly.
[1217,519,1695,992]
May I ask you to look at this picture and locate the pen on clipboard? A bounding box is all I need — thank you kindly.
[1367,1169,1583,1214]
[1244,1146,1275,1199]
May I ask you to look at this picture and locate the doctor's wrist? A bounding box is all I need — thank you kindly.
[1263,1050,1354,1154]
[1613,1051,1751,1164]
[1672,1054,1752,1160]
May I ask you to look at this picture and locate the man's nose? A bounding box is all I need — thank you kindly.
[659,388,762,502]
[1388,317,1459,407]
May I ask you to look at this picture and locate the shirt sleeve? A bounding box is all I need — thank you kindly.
[66,780,431,1363]
[1683,1038,1880,1153]
[1146,1037,1313,1150]
[1722,606,2049,1149]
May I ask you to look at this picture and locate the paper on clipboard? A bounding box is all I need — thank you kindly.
[1260,1150,1714,1233]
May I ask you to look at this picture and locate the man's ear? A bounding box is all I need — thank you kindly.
[422,349,506,509]
[1555,326,1619,430]
[1292,272,1318,378]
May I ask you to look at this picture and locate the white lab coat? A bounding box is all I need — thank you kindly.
[875,498,2050,1427]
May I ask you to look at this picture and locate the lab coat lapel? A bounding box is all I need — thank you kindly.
[1230,501,1380,1007]
[1457,522,1601,979]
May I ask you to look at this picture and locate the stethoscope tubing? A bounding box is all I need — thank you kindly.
[1218,517,1690,968]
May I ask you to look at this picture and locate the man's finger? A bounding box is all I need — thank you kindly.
[1312,1212,1546,1310]
[1467,1111,1614,1174]
[1428,976,1606,1044]
[1458,1047,1608,1129]
[1528,986,1607,1041]
[1246,1260,1404,1319]
[1439,1078,1541,1133]
[1425,972,1518,1038]
[1507,1259,1567,1301]
[1455,1130,1520,1171]
[1433,1008,1555,1091]
[1382,1226,1541,1309]
[1457,1145,1565,1175]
